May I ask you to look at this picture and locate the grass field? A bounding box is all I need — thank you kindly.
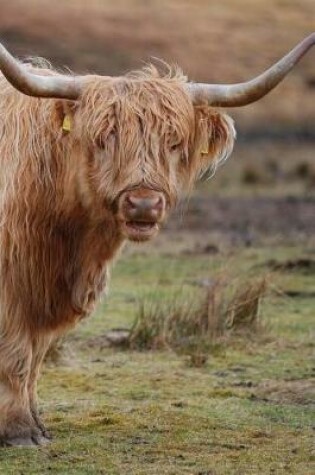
[0,240,314,475]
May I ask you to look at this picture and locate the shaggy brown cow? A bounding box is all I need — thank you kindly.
[0,34,314,447]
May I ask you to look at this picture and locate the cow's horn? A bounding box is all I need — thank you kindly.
[188,33,315,107]
[0,42,81,99]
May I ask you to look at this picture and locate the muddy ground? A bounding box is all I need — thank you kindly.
[167,195,315,245]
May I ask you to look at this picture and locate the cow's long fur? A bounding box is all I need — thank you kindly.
[0,63,235,445]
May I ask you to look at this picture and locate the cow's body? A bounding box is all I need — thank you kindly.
[0,34,313,446]
[0,67,235,446]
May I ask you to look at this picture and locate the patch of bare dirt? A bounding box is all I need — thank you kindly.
[254,379,315,406]
[166,195,315,245]
[84,329,130,350]
[264,257,315,272]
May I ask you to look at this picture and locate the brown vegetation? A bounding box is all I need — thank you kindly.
[128,276,267,365]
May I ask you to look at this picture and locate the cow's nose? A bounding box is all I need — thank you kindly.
[126,195,163,212]
[123,192,165,222]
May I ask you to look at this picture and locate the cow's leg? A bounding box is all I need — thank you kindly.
[0,330,46,447]
[28,334,53,441]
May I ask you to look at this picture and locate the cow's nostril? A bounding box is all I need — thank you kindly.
[152,196,163,209]
[125,195,138,209]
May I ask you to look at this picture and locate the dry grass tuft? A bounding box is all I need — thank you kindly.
[226,278,266,331]
[128,276,268,365]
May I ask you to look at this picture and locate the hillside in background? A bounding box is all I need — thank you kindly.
[0,0,314,131]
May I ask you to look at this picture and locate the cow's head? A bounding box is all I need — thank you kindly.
[60,70,235,241]
[0,34,313,241]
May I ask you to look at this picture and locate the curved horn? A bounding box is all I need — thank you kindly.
[188,33,315,107]
[0,42,81,99]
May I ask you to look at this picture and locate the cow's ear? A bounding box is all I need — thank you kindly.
[193,107,236,173]
[53,100,78,132]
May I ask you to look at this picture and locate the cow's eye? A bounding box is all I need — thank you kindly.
[169,141,182,152]
[108,128,116,138]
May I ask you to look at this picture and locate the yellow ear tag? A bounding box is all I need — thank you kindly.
[62,115,71,133]
[201,141,209,155]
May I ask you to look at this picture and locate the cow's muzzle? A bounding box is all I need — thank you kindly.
[118,189,166,241]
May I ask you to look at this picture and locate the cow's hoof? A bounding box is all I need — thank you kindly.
[31,408,52,441]
[0,431,51,447]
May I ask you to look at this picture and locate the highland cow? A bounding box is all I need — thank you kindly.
[0,34,314,446]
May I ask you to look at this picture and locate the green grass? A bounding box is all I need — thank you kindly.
[0,243,314,474]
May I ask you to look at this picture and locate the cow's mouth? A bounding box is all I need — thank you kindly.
[122,220,159,241]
